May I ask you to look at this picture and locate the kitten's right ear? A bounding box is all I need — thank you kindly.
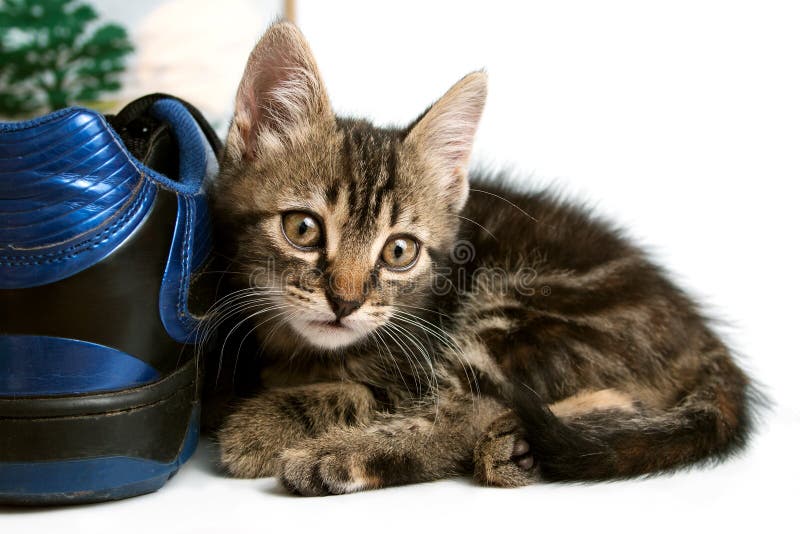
[227,22,332,161]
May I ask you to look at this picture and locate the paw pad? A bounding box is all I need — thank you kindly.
[474,416,539,487]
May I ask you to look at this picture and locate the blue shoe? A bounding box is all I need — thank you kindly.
[0,95,220,505]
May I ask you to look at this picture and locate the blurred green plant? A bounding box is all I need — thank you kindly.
[0,0,134,117]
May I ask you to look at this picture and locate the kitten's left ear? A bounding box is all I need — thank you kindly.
[404,71,487,211]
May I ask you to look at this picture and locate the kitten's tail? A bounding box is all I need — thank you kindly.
[513,355,759,481]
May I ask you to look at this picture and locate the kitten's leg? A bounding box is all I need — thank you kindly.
[278,396,501,496]
[473,389,639,486]
[219,382,376,478]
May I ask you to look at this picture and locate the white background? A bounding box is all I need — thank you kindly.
[3,1,799,532]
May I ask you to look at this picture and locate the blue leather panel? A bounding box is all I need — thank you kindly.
[0,407,199,504]
[0,335,160,396]
[0,108,157,289]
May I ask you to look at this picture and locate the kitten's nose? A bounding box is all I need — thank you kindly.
[326,292,363,320]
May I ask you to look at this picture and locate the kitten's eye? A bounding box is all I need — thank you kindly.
[381,236,419,270]
[281,211,324,249]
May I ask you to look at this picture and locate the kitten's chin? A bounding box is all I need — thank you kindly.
[288,317,370,350]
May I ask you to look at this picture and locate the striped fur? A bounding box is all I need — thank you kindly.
[210,22,757,495]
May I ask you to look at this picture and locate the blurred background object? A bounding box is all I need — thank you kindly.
[0,0,282,127]
[113,0,279,131]
[0,0,133,117]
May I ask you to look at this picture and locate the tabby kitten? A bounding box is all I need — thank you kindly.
[211,22,754,496]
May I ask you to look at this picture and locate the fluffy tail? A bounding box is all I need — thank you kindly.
[514,357,758,481]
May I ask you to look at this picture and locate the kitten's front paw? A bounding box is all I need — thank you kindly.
[218,404,286,478]
[218,425,282,479]
[474,413,539,487]
[278,442,375,497]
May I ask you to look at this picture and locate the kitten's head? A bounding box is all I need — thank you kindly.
[214,22,486,351]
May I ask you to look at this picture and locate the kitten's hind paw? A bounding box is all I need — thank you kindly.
[474,413,539,487]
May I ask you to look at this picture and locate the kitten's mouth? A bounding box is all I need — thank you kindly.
[308,319,349,330]
[290,314,373,350]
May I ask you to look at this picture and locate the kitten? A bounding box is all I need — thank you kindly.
[210,22,755,495]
